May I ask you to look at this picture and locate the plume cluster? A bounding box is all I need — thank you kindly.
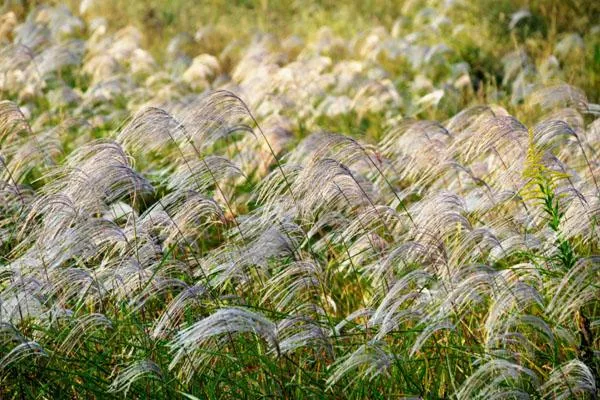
[0,1,598,399]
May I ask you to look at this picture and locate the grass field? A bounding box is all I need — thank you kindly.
[0,0,599,398]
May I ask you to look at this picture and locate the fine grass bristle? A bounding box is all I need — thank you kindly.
[0,1,599,399]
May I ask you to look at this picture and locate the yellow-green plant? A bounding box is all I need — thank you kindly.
[522,128,576,270]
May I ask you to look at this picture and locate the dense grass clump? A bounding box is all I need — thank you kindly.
[0,1,599,398]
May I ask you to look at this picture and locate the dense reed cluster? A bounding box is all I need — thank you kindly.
[0,2,599,399]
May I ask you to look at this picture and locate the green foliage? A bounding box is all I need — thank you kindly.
[522,128,576,270]
[0,1,599,399]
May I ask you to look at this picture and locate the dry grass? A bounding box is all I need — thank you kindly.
[0,1,599,398]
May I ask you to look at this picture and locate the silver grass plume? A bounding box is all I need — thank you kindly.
[169,307,278,383]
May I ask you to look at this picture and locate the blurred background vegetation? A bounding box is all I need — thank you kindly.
[2,0,599,112]
[4,0,599,101]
